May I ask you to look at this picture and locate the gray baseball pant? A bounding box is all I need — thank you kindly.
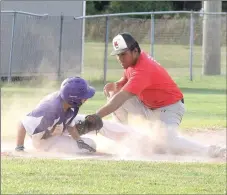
[110,96,210,155]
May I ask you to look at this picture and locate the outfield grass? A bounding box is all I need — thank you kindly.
[82,42,226,81]
[1,75,226,140]
[84,42,226,69]
[1,159,226,194]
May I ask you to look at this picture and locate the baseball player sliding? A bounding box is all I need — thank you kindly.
[87,32,226,159]
[15,77,103,154]
[14,76,145,155]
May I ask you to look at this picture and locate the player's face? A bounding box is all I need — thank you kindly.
[117,50,138,69]
[66,99,87,109]
[117,50,134,69]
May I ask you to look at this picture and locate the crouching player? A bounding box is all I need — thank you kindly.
[15,77,103,154]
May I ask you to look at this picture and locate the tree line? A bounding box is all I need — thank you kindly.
[86,1,227,16]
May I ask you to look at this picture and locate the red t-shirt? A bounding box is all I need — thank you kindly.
[119,51,183,109]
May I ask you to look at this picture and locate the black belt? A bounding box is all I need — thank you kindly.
[181,98,184,104]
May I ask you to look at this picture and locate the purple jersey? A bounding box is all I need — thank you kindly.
[21,92,79,136]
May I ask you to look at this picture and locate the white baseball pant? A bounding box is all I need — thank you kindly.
[31,132,96,154]
[21,116,96,154]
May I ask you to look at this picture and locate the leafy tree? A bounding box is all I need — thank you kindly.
[93,1,110,11]
[222,1,227,11]
[86,1,110,15]
[105,1,174,18]
[86,1,97,15]
[107,1,173,12]
[86,1,227,16]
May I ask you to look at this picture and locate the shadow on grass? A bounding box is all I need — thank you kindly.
[181,88,226,95]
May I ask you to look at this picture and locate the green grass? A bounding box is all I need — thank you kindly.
[1,75,226,140]
[1,159,226,194]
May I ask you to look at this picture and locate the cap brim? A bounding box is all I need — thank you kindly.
[110,48,129,56]
[83,86,95,99]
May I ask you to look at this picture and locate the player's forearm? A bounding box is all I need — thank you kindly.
[68,126,81,141]
[16,122,26,147]
[96,102,118,118]
[97,90,134,118]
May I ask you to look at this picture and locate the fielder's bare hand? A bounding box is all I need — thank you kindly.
[104,82,123,98]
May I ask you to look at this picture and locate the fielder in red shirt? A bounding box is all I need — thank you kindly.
[90,33,226,158]
[97,32,184,127]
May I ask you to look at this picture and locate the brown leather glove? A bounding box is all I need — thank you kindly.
[76,114,103,135]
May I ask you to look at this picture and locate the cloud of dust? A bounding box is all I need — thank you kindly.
[95,116,170,160]
[1,75,62,142]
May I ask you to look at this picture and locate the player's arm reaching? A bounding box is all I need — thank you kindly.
[67,126,81,140]
[97,90,134,118]
[72,90,133,134]
[68,125,96,153]
[95,70,150,119]
[67,117,97,152]
[66,114,103,152]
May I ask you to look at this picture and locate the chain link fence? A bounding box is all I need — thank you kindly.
[80,11,226,83]
[1,11,83,81]
[1,11,226,83]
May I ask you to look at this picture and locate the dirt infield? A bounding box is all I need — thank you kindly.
[2,128,226,163]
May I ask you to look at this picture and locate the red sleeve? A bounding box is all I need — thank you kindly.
[122,70,150,95]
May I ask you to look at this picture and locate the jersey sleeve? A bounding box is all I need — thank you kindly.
[21,112,58,136]
[122,70,151,95]
[33,115,57,135]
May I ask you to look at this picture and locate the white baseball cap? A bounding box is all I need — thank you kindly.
[110,33,137,56]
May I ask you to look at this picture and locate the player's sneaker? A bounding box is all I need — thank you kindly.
[208,145,226,159]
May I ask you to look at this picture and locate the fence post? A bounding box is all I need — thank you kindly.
[58,14,63,80]
[189,11,194,81]
[81,1,86,74]
[103,16,109,84]
[150,14,155,57]
[8,11,16,83]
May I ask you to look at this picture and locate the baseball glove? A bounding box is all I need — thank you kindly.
[76,114,103,135]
